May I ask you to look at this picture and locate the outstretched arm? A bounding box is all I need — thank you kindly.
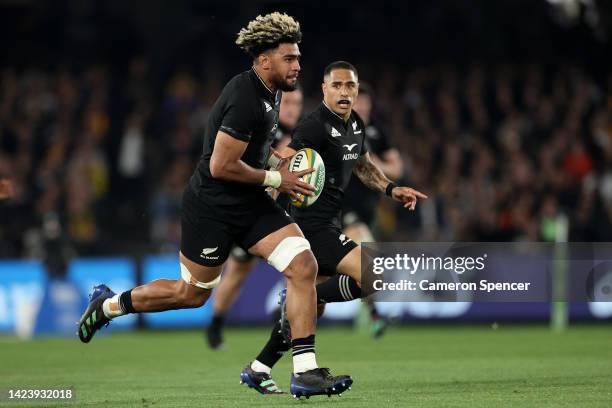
[353,152,391,194]
[353,153,427,210]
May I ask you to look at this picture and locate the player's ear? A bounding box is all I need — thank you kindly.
[258,51,272,70]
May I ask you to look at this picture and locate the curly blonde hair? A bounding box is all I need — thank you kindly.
[236,12,302,57]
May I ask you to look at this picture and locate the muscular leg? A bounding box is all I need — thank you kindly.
[313,239,386,336]
[247,223,319,376]
[102,252,220,319]
[243,226,352,397]
[249,223,317,341]
[313,246,362,305]
[315,275,328,318]
[124,253,220,312]
[336,246,362,285]
[273,249,317,339]
[342,223,385,329]
[78,252,223,343]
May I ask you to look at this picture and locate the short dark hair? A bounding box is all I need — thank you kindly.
[323,61,358,80]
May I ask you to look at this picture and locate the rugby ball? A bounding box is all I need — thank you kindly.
[289,148,325,208]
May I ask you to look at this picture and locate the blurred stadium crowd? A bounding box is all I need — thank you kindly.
[1,61,611,260]
[1,0,611,268]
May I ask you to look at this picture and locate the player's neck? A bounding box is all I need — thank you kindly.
[322,101,350,123]
[252,65,277,93]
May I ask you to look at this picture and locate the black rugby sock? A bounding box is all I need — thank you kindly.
[119,290,136,314]
[209,313,226,331]
[255,320,290,369]
[316,274,361,304]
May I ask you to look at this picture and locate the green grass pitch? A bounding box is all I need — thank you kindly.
[1,325,611,407]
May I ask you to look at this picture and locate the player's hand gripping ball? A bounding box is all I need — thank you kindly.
[289,148,325,208]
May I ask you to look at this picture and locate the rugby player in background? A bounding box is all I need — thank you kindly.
[342,84,404,338]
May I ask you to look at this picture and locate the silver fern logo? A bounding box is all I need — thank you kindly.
[200,247,219,259]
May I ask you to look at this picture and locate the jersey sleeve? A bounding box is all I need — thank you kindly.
[219,87,261,142]
[360,134,369,155]
[357,116,369,155]
[288,117,325,152]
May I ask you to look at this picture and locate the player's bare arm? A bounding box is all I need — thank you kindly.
[354,152,427,210]
[210,131,269,183]
[353,152,391,193]
[211,131,314,198]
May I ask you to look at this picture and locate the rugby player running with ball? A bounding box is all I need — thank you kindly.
[77,12,351,396]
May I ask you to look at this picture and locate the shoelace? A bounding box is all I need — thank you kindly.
[312,368,333,379]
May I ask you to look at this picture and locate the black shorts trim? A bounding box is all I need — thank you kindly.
[303,226,358,276]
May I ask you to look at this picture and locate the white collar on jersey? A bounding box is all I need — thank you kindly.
[251,66,274,95]
[322,101,348,122]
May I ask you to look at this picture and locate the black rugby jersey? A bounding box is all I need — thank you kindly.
[273,122,295,211]
[342,122,393,224]
[288,103,368,229]
[189,68,281,205]
[273,122,292,147]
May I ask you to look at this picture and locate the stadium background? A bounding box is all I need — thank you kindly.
[0,1,611,406]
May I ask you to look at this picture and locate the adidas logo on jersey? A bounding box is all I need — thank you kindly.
[264,101,273,112]
[352,121,362,134]
[330,127,342,137]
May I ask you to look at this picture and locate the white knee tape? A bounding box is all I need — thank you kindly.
[267,236,311,272]
[180,263,221,289]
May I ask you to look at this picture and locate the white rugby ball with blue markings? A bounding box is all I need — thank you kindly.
[289,148,325,208]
